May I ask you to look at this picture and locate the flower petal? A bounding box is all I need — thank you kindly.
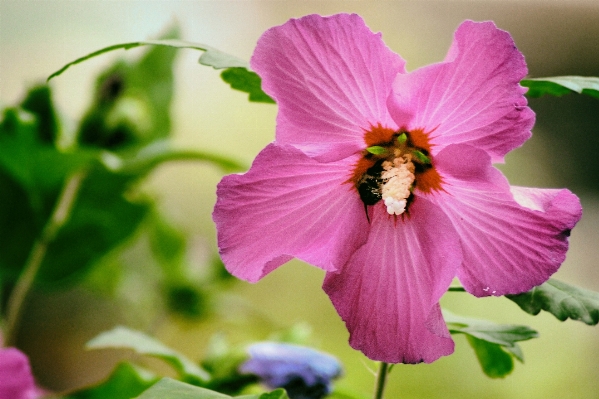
[430,144,582,297]
[0,348,41,399]
[213,143,369,283]
[388,20,534,163]
[323,200,461,363]
[251,13,405,162]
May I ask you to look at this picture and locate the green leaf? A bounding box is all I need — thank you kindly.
[20,84,60,144]
[48,39,249,82]
[465,336,514,379]
[220,68,275,104]
[37,166,150,283]
[521,76,599,99]
[0,106,98,283]
[76,25,181,149]
[444,310,538,378]
[445,312,538,347]
[87,326,210,383]
[506,278,599,326]
[135,378,230,399]
[67,362,158,399]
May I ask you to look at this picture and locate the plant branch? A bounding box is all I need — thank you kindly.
[4,169,87,346]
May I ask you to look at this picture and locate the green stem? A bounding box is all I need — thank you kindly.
[447,286,466,292]
[106,148,247,175]
[373,362,390,399]
[4,170,87,347]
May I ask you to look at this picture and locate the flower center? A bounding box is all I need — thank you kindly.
[350,124,442,216]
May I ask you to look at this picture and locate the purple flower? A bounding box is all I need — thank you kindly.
[0,348,43,399]
[213,14,582,363]
[240,342,342,399]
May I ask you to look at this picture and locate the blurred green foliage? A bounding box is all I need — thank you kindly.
[0,24,241,330]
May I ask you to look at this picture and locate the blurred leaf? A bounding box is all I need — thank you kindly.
[20,85,59,144]
[149,212,187,267]
[87,326,210,383]
[37,166,150,283]
[220,68,275,104]
[166,283,208,319]
[256,390,290,399]
[445,311,538,378]
[76,25,181,149]
[201,335,257,396]
[67,362,158,399]
[48,39,248,81]
[81,252,125,297]
[0,169,38,282]
[465,336,514,379]
[135,378,228,399]
[522,76,599,99]
[133,378,282,399]
[329,387,369,399]
[506,279,599,326]
[0,107,96,283]
[0,107,94,203]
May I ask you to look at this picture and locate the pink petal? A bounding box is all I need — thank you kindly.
[323,200,461,363]
[0,348,41,399]
[213,143,369,283]
[388,20,534,163]
[251,13,405,162]
[430,144,582,297]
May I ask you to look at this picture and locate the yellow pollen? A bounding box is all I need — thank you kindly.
[381,155,416,215]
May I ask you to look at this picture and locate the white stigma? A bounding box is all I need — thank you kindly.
[381,155,415,215]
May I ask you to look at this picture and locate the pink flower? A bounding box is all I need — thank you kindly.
[0,347,43,399]
[213,14,582,363]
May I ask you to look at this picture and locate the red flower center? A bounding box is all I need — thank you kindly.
[349,124,443,214]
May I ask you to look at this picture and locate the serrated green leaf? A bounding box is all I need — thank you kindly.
[48,39,248,82]
[465,336,514,379]
[135,378,230,399]
[521,76,599,99]
[87,326,210,383]
[506,278,599,325]
[445,311,538,347]
[220,68,275,104]
[68,362,158,399]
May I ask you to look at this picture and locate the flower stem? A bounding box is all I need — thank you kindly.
[4,169,87,347]
[373,362,390,399]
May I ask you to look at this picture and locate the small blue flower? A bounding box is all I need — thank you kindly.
[240,342,342,399]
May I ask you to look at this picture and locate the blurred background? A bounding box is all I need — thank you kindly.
[1,1,598,398]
